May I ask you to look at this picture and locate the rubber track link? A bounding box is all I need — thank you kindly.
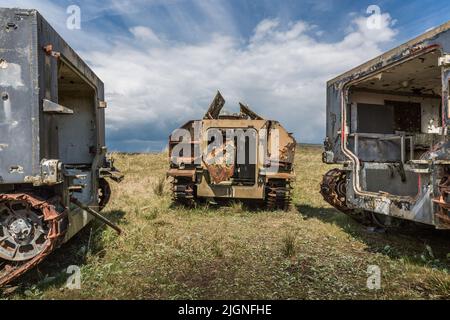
[265,181,292,211]
[171,178,196,207]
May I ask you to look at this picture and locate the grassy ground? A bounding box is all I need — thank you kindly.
[6,146,450,299]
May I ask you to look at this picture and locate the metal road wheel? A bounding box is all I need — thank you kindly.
[320,169,373,225]
[0,200,50,262]
[98,178,111,211]
[0,193,66,287]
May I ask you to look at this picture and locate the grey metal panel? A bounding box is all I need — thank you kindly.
[346,171,434,225]
[57,95,96,164]
[0,9,39,183]
[348,137,402,162]
[364,168,419,197]
[325,83,346,162]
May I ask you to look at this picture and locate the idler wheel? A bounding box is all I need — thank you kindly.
[0,200,50,261]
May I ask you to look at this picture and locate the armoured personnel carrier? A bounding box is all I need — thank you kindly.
[168,92,296,210]
[0,8,122,287]
[321,21,450,229]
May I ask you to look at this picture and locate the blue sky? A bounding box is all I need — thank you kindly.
[3,0,450,152]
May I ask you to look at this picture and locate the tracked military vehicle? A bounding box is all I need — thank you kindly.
[168,92,296,210]
[321,21,450,229]
[0,8,122,287]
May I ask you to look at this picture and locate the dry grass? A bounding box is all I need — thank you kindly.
[152,176,167,197]
[281,231,298,258]
[7,146,450,300]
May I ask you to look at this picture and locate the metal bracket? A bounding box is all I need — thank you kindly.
[43,99,74,114]
[99,154,124,183]
[24,159,63,186]
[322,151,335,164]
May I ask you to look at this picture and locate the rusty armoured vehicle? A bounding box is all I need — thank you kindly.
[168,92,296,210]
[321,21,450,229]
[0,8,122,287]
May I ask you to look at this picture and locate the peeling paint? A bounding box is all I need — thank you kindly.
[0,62,24,88]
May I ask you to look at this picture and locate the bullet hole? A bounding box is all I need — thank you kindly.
[9,165,24,174]
[6,22,17,30]
[1,93,8,101]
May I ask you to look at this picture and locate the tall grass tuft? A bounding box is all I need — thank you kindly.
[229,201,244,214]
[153,176,166,196]
[282,231,298,258]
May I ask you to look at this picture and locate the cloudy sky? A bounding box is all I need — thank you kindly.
[3,0,450,152]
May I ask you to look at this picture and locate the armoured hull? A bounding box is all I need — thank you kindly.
[322,20,450,229]
[168,92,296,210]
[0,8,122,287]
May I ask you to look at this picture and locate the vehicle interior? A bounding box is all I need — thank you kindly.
[56,61,97,203]
[57,61,97,166]
[345,50,443,196]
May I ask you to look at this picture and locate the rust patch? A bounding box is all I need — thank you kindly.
[206,164,235,184]
[265,172,295,180]
[433,174,450,227]
[280,141,296,162]
[204,139,235,184]
[167,169,196,180]
[43,44,61,59]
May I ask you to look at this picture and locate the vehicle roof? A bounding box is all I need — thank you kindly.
[0,7,104,88]
[327,20,450,85]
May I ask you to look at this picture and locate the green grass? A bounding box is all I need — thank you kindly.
[6,146,450,299]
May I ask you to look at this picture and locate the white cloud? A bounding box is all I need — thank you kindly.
[85,13,397,150]
[347,13,398,45]
[130,26,161,43]
[0,1,399,151]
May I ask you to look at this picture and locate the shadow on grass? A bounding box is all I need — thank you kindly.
[5,209,126,296]
[297,204,450,270]
[169,198,266,214]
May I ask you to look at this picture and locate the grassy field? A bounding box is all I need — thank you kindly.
[6,146,450,299]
